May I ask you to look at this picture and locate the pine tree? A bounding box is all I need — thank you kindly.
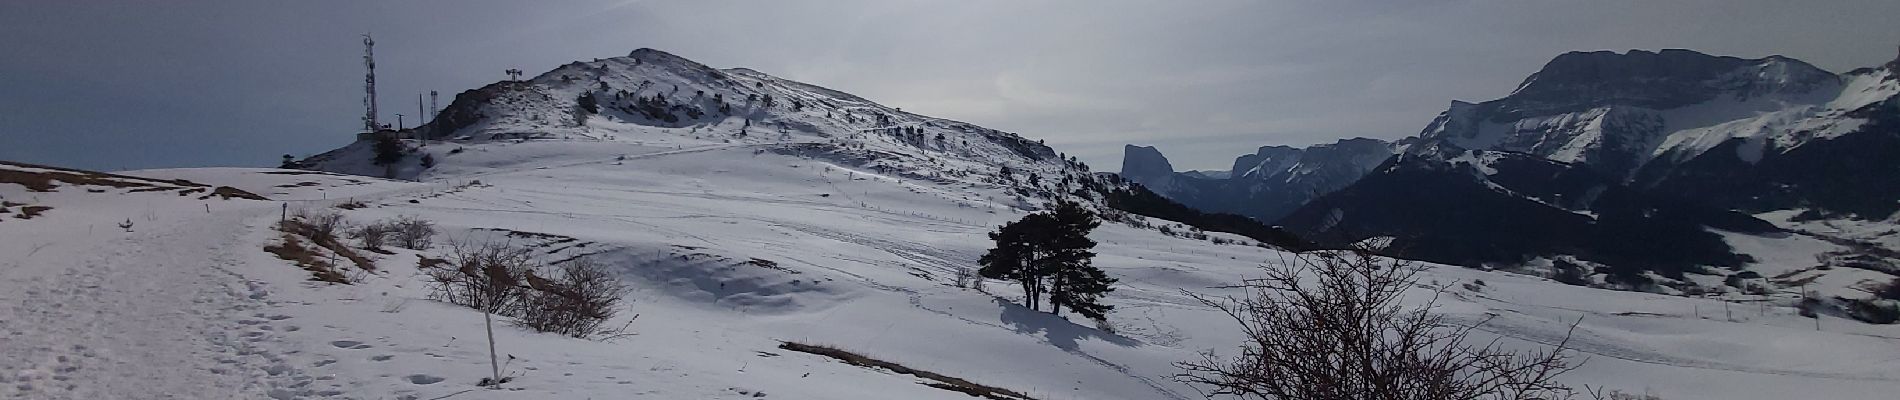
[978,201,1113,320]
[576,92,599,114]
[372,133,404,166]
[1041,201,1111,319]
[979,213,1055,310]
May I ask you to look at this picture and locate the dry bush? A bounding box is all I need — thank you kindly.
[346,216,436,251]
[289,209,347,243]
[426,240,538,314]
[1175,249,1582,400]
[350,222,397,250]
[425,240,634,338]
[516,257,629,338]
[390,215,437,250]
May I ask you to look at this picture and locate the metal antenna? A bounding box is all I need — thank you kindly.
[362,34,379,132]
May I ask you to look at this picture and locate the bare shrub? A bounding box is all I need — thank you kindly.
[1175,249,1583,400]
[953,266,977,289]
[279,212,376,272]
[426,240,537,314]
[289,209,347,243]
[390,215,437,250]
[516,257,629,338]
[424,241,632,338]
[349,222,397,250]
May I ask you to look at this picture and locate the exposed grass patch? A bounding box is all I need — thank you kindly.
[279,217,377,272]
[335,200,370,210]
[264,233,350,283]
[0,161,266,200]
[209,186,267,200]
[777,342,1038,400]
[16,205,52,219]
[416,255,450,270]
[304,225,375,271]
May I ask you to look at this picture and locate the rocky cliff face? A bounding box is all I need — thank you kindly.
[1118,144,1178,191]
[1118,138,1393,222]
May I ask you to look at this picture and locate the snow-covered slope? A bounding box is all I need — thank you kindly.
[9,144,1900,399]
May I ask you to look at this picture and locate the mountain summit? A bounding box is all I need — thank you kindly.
[304,48,1076,188]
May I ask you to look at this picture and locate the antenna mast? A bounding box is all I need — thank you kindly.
[362,34,379,132]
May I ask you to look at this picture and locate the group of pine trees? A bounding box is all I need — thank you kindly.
[979,200,1117,321]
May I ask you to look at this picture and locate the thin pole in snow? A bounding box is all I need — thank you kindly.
[486,311,501,385]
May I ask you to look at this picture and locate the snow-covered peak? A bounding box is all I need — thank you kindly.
[1508,49,1837,113]
[1408,49,1886,181]
[310,48,1080,200]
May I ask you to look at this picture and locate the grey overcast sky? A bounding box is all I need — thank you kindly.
[3,1,1898,172]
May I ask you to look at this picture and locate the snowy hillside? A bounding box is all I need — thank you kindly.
[305,49,1080,196]
[8,142,1900,399]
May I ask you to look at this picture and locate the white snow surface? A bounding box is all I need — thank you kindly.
[5,140,1900,399]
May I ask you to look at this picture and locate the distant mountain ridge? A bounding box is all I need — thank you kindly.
[1118,138,1394,222]
[1122,48,1900,283]
[1287,48,1900,279]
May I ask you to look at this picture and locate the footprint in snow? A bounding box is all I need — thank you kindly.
[371,355,394,362]
[329,340,372,349]
[405,374,445,385]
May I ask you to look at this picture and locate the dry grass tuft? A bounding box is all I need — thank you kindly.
[210,186,268,200]
[777,342,1038,400]
[0,161,267,200]
[264,233,350,283]
[16,205,52,219]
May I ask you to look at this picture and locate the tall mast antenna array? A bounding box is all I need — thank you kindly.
[362,34,379,132]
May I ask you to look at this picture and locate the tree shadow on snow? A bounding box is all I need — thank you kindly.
[993,297,1140,350]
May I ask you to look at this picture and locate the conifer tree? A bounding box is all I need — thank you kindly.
[978,201,1113,320]
[372,133,404,166]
